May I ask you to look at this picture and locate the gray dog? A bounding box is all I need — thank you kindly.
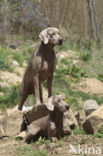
[24,95,70,143]
[18,27,63,110]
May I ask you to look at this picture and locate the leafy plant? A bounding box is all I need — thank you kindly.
[80,52,91,61]
[68,64,86,78]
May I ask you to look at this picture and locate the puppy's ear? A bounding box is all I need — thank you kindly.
[45,97,54,111]
[39,29,49,44]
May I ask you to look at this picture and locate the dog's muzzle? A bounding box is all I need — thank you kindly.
[59,38,63,45]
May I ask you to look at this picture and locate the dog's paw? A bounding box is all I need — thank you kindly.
[36,102,42,106]
[50,137,58,143]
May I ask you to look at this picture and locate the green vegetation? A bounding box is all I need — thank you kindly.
[0,46,14,72]
[0,84,19,111]
[94,126,103,141]
[72,128,86,135]
[17,146,48,156]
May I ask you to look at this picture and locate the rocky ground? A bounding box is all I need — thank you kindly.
[0,135,103,156]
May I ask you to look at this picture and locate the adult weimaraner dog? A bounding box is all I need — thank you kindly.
[24,95,70,143]
[18,27,63,110]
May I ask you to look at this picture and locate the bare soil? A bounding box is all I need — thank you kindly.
[0,135,103,156]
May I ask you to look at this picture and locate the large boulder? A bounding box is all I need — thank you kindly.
[0,106,23,138]
[82,105,103,134]
[83,100,99,116]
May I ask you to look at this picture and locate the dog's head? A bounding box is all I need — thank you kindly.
[45,95,69,112]
[39,27,63,45]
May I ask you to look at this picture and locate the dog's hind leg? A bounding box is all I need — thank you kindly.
[25,123,40,143]
[18,92,28,110]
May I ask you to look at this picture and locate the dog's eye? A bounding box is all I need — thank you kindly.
[50,33,55,37]
[57,99,61,103]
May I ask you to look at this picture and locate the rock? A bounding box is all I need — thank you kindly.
[83,100,99,116]
[64,109,78,129]
[75,110,86,129]
[79,78,103,94]
[0,115,5,137]
[12,60,19,66]
[0,106,23,137]
[82,105,103,134]
[60,54,65,58]
[63,117,72,135]
[23,104,49,124]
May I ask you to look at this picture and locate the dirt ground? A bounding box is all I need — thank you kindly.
[0,135,103,156]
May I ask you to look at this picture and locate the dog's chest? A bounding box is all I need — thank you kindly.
[39,58,55,81]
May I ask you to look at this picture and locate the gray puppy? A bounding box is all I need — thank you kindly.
[18,27,63,110]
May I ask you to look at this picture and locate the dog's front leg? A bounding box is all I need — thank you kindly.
[39,82,43,103]
[34,74,41,105]
[47,73,53,98]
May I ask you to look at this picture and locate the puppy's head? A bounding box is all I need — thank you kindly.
[45,95,69,112]
[39,27,63,45]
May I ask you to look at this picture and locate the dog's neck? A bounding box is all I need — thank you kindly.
[40,41,54,51]
[49,109,64,137]
[49,109,63,125]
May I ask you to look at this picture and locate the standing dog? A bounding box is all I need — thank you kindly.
[18,27,63,110]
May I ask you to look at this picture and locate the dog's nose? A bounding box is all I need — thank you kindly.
[59,38,63,45]
[66,105,69,110]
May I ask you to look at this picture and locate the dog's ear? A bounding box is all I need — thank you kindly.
[39,29,49,44]
[45,97,54,111]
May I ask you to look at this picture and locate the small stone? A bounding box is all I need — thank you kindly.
[83,100,99,116]
[12,60,19,66]
[60,54,65,58]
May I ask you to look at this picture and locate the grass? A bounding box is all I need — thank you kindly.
[93,126,103,142]
[17,146,49,156]
[0,46,14,72]
[13,52,26,66]
[0,84,19,111]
